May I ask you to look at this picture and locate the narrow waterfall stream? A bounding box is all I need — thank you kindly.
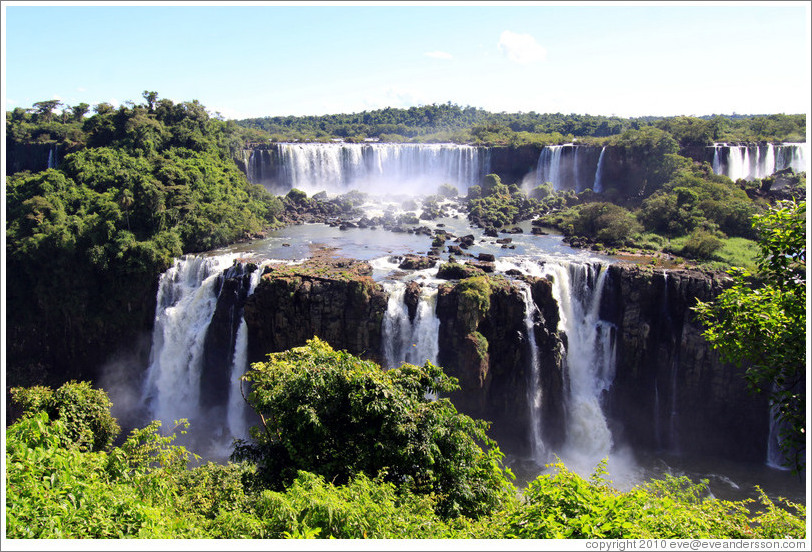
[226,262,269,441]
[518,282,545,462]
[593,147,606,193]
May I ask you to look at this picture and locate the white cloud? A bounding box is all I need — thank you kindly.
[425,51,453,60]
[362,87,430,111]
[498,30,547,64]
[207,104,251,120]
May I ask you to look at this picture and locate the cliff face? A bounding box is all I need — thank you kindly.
[6,142,59,175]
[234,256,769,463]
[243,258,388,364]
[435,275,566,454]
[487,145,543,186]
[601,263,770,461]
[200,264,255,409]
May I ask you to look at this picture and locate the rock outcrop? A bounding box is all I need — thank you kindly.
[200,262,256,409]
[435,274,566,454]
[243,258,388,365]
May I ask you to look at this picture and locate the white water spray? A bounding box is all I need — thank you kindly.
[541,262,616,469]
[537,145,564,190]
[142,254,239,427]
[263,143,489,194]
[382,281,440,369]
[226,261,270,440]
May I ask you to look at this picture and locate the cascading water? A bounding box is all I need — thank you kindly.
[47,145,57,169]
[382,281,440,369]
[518,282,546,462]
[766,384,791,470]
[247,143,490,195]
[710,143,806,181]
[141,254,239,428]
[536,145,564,190]
[536,145,605,192]
[142,254,276,458]
[593,147,606,193]
[541,261,617,469]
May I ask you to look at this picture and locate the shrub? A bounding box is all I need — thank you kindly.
[10,381,120,451]
[680,228,724,260]
[234,338,515,519]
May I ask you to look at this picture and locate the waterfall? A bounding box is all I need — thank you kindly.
[226,262,269,440]
[537,145,605,192]
[536,145,564,190]
[265,143,489,195]
[383,282,412,368]
[759,144,776,177]
[766,384,791,470]
[712,146,722,175]
[593,147,606,193]
[668,358,679,452]
[766,408,790,470]
[47,145,58,169]
[542,261,616,467]
[518,282,545,461]
[141,254,239,428]
[710,143,806,181]
[142,254,274,459]
[654,381,662,449]
[382,282,440,369]
[660,271,680,453]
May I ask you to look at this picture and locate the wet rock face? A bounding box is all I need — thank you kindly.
[403,281,421,322]
[436,275,566,455]
[200,269,252,409]
[243,258,388,365]
[601,263,770,462]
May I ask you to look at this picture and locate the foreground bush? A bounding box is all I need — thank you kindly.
[234,337,515,519]
[505,462,805,539]
[6,367,806,539]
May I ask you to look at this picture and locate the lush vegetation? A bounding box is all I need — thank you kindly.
[532,150,805,270]
[236,103,805,146]
[695,201,806,471]
[6,353,806,539]
[233,338,513,519]
[5,96,807,539]
[6,93,284,387]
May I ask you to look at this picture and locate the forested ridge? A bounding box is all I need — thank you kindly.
[6,93,284,387]
[236,102,806,145]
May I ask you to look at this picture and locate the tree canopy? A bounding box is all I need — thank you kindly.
[234,337,515,519]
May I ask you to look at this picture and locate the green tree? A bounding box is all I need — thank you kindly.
[32,99,63,123]
[10,381,120,452]
[234,337,515,519]
[694,200,806,470]
[143,90,159,112]
[71,102,91,122]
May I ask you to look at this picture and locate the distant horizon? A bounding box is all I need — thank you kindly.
[3,2,811,121]
[6,94,807,123]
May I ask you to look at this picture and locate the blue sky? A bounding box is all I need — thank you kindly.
[2,1,810,119]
